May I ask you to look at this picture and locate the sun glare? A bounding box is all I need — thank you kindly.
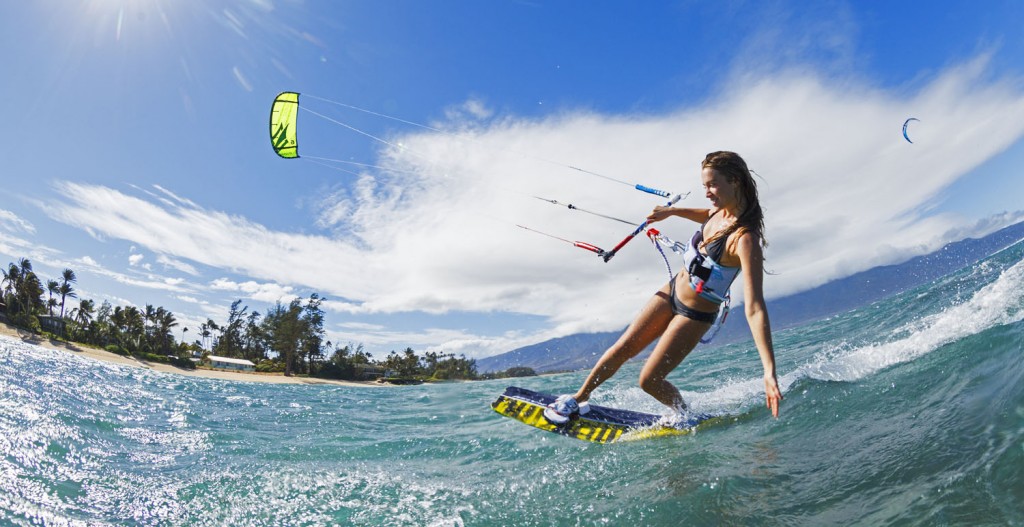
[82,0,176,44]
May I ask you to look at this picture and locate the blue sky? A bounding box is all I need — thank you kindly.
[2,1,1024,360]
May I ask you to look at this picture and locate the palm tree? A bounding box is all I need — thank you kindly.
[94,300,113,346]
[46,279,60,316]
[199,322,208,350]
[1,262,18,298]
[144,303,156,326]
[200,319,219,351]
[109,305,143,351]
[72,298,96,342]
[110,306,127,347]
[125,306,144,352]
[153,306,177,354]
[143,304,156,348]
[14,258,44,317]
[58,268,76,319]
[75,299,95,326]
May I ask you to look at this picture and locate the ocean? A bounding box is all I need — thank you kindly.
[2,240,1023,526]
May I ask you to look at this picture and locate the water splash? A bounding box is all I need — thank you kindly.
[800,259,1024,383]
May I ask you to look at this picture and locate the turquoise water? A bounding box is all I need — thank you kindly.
[3,242,1023,526]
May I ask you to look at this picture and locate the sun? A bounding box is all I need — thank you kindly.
[78,0,179,44]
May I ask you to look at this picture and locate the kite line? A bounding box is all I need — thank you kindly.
[269,90,730,339]
[270,90,687,261]
[277,92,674,198]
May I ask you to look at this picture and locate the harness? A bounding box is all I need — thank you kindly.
[647,215,740,343]
[681,229,740,304]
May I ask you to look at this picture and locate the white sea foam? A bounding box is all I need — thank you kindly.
[800,258,1024,383]
[673,256,1024,415]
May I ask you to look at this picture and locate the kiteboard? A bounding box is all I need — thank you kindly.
[491,386,720,444]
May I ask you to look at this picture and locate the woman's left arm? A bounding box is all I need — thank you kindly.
[736,233,783,417]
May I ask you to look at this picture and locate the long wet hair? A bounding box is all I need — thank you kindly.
[701,151,767,250]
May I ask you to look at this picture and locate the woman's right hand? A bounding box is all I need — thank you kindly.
[646,205,673,223]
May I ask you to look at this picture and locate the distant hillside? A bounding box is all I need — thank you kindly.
[477,331,622,374]
[478,219,1024,373]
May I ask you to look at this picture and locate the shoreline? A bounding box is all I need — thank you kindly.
[0,320,382,387]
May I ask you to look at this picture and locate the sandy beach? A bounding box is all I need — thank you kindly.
[0,320,380,387]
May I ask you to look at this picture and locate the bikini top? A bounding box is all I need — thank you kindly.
[680,210,741,304]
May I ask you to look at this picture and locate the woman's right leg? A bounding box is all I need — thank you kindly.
[572,284,675,403]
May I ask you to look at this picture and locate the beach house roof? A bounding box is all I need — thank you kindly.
[207,355,256,366]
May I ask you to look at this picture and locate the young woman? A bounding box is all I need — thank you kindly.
[544,151,782,423]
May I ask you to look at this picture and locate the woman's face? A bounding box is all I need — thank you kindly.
[701,167,739,210]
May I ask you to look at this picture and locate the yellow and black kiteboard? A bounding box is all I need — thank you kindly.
[491,386,720,444]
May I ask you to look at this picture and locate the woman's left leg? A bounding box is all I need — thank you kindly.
[637,315,710,410]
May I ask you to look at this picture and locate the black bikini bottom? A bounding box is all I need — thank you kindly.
[668,277,717,324]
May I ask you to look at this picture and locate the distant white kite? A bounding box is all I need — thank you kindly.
[902,117,920,143]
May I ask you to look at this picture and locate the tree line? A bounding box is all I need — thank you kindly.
[1,257,491,381]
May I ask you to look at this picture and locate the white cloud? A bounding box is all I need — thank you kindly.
[0,231,37,262]
[41,57,1024,350]
[128,253,145,266]
[0,210,35,234]
[210,278,297,304]
[152,184,200,209]
[0,235,89,289]
[337,321,386,331]
[322,299,367,315]
[232,66,253,92]
[156,254,199,276]
[73,255,192,293]
[81,264,189,300]
[442,97,494,123]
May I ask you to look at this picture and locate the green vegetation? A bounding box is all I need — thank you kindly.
[2,257,485,382]
[479,366,538,379]
[2,257,195,368]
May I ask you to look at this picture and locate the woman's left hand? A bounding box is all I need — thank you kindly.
[764,374,782,417]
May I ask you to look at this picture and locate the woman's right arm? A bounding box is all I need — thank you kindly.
[647,206,711,224]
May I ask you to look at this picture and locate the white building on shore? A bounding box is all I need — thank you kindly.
[206,355,256,372]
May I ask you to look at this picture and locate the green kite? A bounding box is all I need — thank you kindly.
[270,92,300,158]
